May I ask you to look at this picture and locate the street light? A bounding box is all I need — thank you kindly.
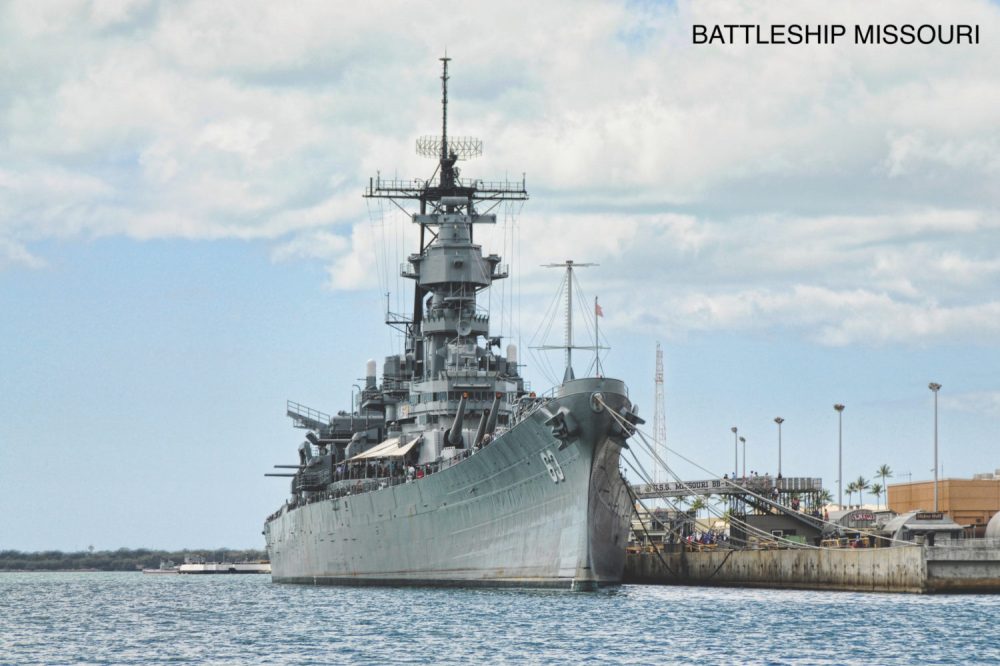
[834,404,845,508]
[731,426,738,478]
[774,417,785,478]
[740,436,747,479]
[929,382,941,512]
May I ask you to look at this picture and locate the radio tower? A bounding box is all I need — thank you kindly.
[653,342,667,483]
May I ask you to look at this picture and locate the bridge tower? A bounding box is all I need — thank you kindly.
[653,342,667,483]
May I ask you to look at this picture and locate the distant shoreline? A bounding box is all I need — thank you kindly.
[1,569,106,573]
[0,548,267,573]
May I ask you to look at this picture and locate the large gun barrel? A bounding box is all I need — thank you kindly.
[473,410,489,447]
[448,392,468,447]
[484,392,502,435]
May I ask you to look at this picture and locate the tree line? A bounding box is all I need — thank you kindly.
[0,548,268,572]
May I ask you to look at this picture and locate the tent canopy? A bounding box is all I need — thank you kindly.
[348,435,421,461]
[881,510,962,534]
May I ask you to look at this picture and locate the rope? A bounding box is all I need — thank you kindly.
[623,481,679,578]
[704,548,736,581]
[616,412,824,549]
[624,399,971,550]
[623,433,822,551]
[600,397,924,550]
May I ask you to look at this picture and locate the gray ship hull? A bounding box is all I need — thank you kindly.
[265,378,633,589]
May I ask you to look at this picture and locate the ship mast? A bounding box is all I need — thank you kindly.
[440,55,449,165]
[538,260,598,383]
[363,57,528,388]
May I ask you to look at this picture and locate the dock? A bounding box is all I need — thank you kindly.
[625,541,1000,593]
[177,560,271,574]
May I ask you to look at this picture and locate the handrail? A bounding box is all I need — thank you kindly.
[286,400,331,425]
[270,447,482,521]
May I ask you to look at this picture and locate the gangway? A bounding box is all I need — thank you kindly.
[739,490,826,533]
[632,476,827,546]
[633,476,822,499]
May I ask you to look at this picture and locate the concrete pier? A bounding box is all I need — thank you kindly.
[625,543,1000,593]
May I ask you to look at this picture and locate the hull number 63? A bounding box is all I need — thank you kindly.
[540,449,565,483]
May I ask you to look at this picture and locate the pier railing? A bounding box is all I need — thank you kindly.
[633,476,823,499]
[928,537,1000,550]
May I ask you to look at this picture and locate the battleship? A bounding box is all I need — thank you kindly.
[262,58,642,589]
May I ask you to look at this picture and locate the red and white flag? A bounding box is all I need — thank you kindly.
[595,300,604,317]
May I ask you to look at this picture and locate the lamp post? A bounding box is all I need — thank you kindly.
[731,426,738,478]
[834,404,845,508]
[740,436,747,479]
[774,417,785,478]
[929,382,941,512]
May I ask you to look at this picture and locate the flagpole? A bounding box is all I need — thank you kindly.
[594,296,600,376]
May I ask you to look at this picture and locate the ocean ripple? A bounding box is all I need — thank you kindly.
[2,573,998,665]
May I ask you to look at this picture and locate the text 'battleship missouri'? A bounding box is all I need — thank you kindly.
[263,58,642,590]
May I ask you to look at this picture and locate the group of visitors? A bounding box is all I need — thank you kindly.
[332,459,439,483]
[685,531,727,545]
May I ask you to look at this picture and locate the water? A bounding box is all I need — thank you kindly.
[2,573,999,665]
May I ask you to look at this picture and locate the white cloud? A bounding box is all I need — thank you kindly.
[87,0,151,29]
[2,0,999,345]
[941,391,1000,417]
[197,117,272,158]
[0,237,46,270]
[604,283,1000,347]
[271,230,348,263]
[0,166,112,200]
[886,131,1000,177]
[324,222,388,292]
[503,207,1000,345]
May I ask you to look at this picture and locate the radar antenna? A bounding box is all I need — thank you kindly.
[415,55,483,188]
[416,135,483,161]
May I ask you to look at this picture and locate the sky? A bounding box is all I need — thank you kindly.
[2,0,999,551]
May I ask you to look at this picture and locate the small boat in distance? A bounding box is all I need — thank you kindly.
[176,555,271,574]
[141,560,179,574]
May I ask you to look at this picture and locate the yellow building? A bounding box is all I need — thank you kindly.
[888,478,1000,534]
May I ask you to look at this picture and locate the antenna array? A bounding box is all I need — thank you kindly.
[416,136,483,160]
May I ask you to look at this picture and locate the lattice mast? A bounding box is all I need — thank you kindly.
[653,342,667,483]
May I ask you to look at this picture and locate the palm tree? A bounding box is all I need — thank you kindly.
[816,489,833,510]
[690,497,708,520]
[855,476,870,507]
[846,481,857,507]
[871,483,884,509]
[876,464,893,508]
[704,494,720,528]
